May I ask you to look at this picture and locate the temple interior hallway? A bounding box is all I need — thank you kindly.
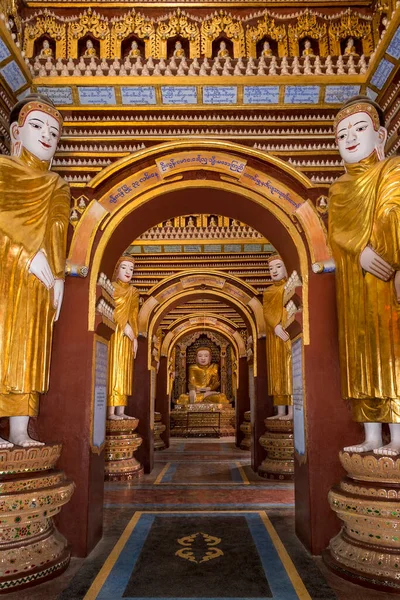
[7,439,393,600]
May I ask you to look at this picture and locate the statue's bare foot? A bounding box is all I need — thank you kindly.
[266,415,279,420]
[343,440,382,453]
[9,433,44,447]
[0,437,13,449]
[373,443,400,457]
[121,414,136,420]
[278,414,293,421]
[108,414,124,420]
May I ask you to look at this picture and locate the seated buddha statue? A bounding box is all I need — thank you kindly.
[302,39,315,57]
[173,41,185,59]
[344,37,358,56]
[129,41,141,58]
[83,39,97,58]
[217,41,230,59]
[176,347,230,405]
[260,41,273,58]
[38,40,53,59]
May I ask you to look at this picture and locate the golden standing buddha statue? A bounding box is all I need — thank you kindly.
[263,256,293,420]
[107,257,139,420]
[0,94,70,448]
[314,96,400,456]
[176,347,229,405]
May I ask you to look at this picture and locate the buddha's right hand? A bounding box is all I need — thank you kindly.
[124,323,134,341]
[395,272,400,303]
[274,324,290,342]
[360,246,394,281]
[29,251,55,289]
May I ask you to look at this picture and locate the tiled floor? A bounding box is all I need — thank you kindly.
[6,438,398,599]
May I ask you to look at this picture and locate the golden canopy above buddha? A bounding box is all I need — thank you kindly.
[176,347,230,405]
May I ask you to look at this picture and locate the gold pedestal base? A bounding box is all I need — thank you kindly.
[325,451,400,593]
[105,419,143,481]
[258,418,294,480]
[154,412,166,451]
[0,444,75,594]
[239,410,251,451]
[171,404,235,437]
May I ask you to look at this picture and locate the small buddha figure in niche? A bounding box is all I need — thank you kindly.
[344,37,358,56]
[313,95,400,455]
[187,216,195,227]
[176,347,230,405]
[128,40,141,58]
[231,218,240,227]
[263,256,293,420]
[209,216,217,227]
[173,41,185,59]
[107,257,139,420]
[260,41,273,58]
[217,41,230,58]
[82,39,97,58]
[165,218,173,227]
[302,39,315,57]
[38,40,53,59]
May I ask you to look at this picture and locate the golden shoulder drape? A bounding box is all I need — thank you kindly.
[107,281,139,407]
[177,363,229,404]
[0,148,70,417]
[329,153,400,422]
[263,281,293,406]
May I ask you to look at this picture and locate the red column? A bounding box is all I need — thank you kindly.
[236,357,249,448]
[36,277,104,557]
[251,337,273,471]
[295,272,361,554]
[155,356,170,448]
[130,335,154,473]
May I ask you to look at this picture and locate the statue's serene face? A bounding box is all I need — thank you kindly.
[43,40,49,49]
[336,111,387,164]
[132,41,138,49]
[87,40,93,49]
[305,40,311,49]
[220,42,226,50]
[117,260,134,282]
[176,42,182,49]
[264,42,270,49]
[197,349,211,367]
[269,259,287,282]
[347,38,354,47]
[11,109,60,161]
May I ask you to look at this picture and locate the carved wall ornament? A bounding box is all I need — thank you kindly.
[110,10,156,60]
[246,14,287,58]
[67,9,110,59]
[201,11,245,58]
[328,10,373,56]
[23,15,66,59]
[156,9,200,59]
[288,10,328,57]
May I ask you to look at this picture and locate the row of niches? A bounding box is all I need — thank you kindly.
[31,53,369,78]
[22,9,379,60]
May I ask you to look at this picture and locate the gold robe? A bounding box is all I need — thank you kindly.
[329,153,400,422]
[0,148,70,416]
[177,363,229,404]
[263,280,293,406]
[107,281,139,407]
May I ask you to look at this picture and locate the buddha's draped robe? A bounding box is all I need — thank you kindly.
[0,148,70,416]
[329,153,400,422]
[177,363,229,404]
[263,280,293,406]
[107,281,139,407]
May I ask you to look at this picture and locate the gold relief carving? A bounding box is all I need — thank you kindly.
[246,14,287,59]
[176,532,223,564]
[328,11,373,57]
[0,0,22,45]
[288,10,328,57]
[68,9,110,59]
[201,11,245,59]
[23,16,67,59]
[181,274,226,289]
[110,10,156,60]
[0,443,62,474]
[156,10,200,60]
